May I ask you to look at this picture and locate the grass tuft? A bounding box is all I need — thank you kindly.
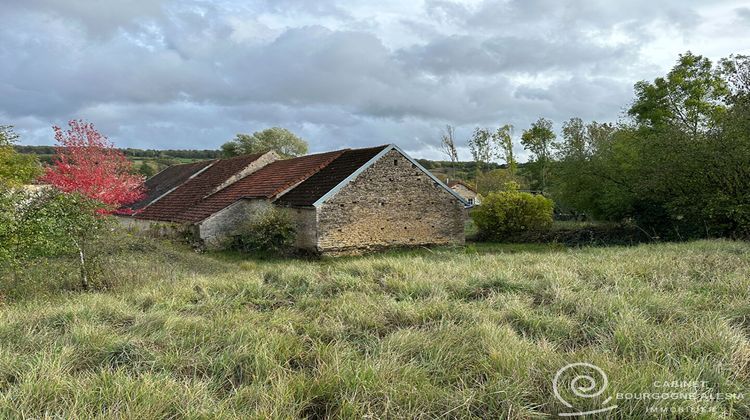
[0,239,748,418]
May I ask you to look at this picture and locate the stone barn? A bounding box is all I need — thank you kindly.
[121,144,467,254]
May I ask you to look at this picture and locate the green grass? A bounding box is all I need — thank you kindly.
[0,240,748,418]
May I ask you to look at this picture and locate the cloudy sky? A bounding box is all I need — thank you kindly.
[2,0,749,161]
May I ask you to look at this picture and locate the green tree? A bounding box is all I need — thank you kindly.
[494,124,517,175]
[550,52,750,239]
[475,169,526,194]
[0,125,41,187]
[558,118,586,159]
[468,127,495,194]
[551,120,625,220]
[695,55,750,237]
[0,189,108,289]
[521,118,556,192]
[629,52,728,138]
[720,54,750,106]
[471,182,554,240]
[221,127,308,158]
[625,54,747,237]
[138,162,156,178]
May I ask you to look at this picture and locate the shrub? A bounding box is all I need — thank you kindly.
[471,182,554,240]
[232,207,297,254]
[0,188,113,290]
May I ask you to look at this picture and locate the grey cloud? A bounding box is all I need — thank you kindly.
[736,7,750,24]
[257,0,353,19]
[0,0,747,161]
[4,0,166,36]
[514,76,632,122]
[423,0,474,25]
[466,0,702,34]
[399,34,635,76]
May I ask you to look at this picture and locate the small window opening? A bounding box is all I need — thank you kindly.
[393,159,398,166]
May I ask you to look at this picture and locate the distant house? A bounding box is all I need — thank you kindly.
[120,144,467,254]
[447,180,480,206]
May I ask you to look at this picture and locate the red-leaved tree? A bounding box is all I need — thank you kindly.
[40,120,144,213]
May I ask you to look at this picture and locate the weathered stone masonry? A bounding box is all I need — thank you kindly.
[316,149,465,253]
[198,199,271,248]
[124,144,467,254]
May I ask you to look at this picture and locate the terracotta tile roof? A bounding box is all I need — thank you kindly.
[134,153,265,222]
[275,145,388,207]
[128,160,214,211]
[131,145,391,223]
[176,150,345,222]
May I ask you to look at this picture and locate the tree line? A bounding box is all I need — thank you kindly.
[15,145,223,160]
[443,51,750,239]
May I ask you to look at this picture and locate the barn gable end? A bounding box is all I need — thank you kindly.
[312,148,466,254]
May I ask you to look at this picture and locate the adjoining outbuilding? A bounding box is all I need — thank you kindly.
[120,144,467,254]
[448,180,481,207]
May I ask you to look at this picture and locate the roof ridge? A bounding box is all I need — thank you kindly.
[275,144,390,207]
[216,152,265,162]
[198,151,279,201]
[133,152,269,222]
[267,148,348,199]
[276,147,350,161]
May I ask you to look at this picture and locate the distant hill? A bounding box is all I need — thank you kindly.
[15,145,221,162]
[15,146,222,176]
[416,159,505,183]
[16,146,501,184]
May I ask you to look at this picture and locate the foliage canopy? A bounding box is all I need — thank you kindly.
[471,183,554,240]
[0,125,41,187]
[221,127,308,158]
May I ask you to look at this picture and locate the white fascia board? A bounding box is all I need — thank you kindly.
[312,144,469,208]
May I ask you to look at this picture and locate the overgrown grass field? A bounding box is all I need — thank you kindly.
[1,240,748,418]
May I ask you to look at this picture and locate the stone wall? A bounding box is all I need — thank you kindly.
[289,207,317,250]
[316,149,465,254]
[117,216,190,240]
[198,198,271,249]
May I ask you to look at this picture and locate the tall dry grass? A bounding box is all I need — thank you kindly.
[0,239,748,418]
